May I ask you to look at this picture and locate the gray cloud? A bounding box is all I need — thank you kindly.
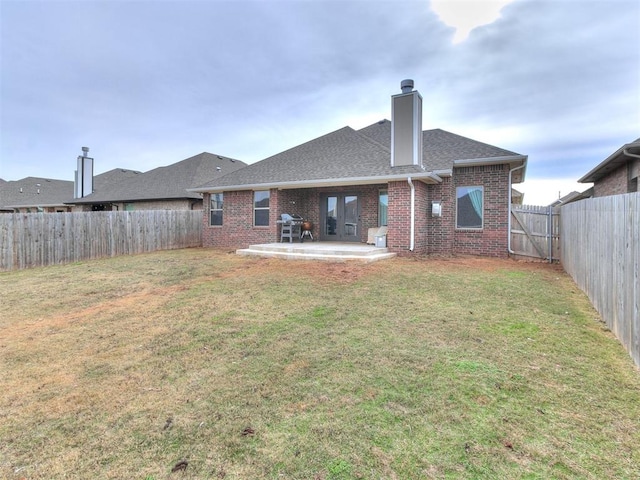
[1,0,638,204]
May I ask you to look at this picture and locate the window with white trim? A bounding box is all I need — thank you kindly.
[378,189,388,226]
[210,193,223,226]
[456,186,483,229]
[254,191,270,226]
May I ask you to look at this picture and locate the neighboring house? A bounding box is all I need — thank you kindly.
[548,189,593,207]
[0,170,140,213]
[511,188,524,205]
[66,152,246,211]
[191,80,528,257]
[0,177,74,213]
[578,138,640,197]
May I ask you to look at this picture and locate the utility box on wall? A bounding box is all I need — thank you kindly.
[432,201,442,217]
[375,235,387,248]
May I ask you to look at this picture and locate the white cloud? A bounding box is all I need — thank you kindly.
[430,0,515,43]
[516,178,592,207]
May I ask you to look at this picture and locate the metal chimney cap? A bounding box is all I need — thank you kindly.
[81,147,90,153]
[400,79,414,93]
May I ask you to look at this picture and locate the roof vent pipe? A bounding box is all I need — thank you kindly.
[400,79,414,93]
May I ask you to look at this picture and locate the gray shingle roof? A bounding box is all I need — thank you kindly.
[0,170,142,210]
[193,126,414,190]
[359,120,521,170]
[193,120,525,191]
[68,152,246,204]
[95,168,143,186]
[0,177,74,209]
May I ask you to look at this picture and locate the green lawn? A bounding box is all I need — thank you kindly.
[0,249,638,479]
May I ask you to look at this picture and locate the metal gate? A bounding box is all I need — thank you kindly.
[510,205,560,262]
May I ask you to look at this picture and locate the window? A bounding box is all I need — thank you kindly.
[254,191,270,226]
[379,190,388,226]
[210,193,223,226]
[124,203,134,211]
[456,186,483,229]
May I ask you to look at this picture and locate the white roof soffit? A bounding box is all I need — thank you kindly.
[189,172,443,193]
[578,142,640,183]
[453,155,527,168]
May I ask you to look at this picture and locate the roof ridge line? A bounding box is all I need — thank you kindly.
[255,125,355,163]
[354,128,391,154]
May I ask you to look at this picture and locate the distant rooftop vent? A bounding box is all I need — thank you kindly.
[400,79,414,93]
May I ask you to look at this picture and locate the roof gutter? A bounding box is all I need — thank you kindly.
[507,159,528,255]
[188,172,443,193]
[623,147,640,159]
[453,154,528,167]
[3,203,68,209]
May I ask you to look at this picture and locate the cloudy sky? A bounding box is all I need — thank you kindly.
[1,0,638,205]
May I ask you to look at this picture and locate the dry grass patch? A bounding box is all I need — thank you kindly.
[1,248,639,479]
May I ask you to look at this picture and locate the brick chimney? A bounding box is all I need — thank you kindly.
[391,79,423,167]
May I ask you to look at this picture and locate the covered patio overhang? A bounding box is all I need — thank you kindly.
[188,171,443,194]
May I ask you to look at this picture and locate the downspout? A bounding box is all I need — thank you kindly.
[407,176,415,252]
[507,161,527,254]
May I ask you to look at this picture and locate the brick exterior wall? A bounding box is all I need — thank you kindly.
[452,165,510,257]
[427,176,454,255]
[202,165,511,257]
[203,189,281,248]
[203,186,384,248]
[593,159,640,197]
[387,180,429,255]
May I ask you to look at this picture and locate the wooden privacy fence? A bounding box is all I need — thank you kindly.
[560,193,639,367]
[0,210,203,271]
[510,205,560,262]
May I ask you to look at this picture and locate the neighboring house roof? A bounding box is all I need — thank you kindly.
[191,120,526,193]
[0,169,142,210]
[511,188,524,204]
[0,177,74,210]
[67,152,246,204]
[550,188,594,207]
[579,138,640,183]
[549,191,581,207]
[95,168,143,186]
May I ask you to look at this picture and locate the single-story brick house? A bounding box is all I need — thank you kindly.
[191,80,528,257]
[578,138,640,197]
